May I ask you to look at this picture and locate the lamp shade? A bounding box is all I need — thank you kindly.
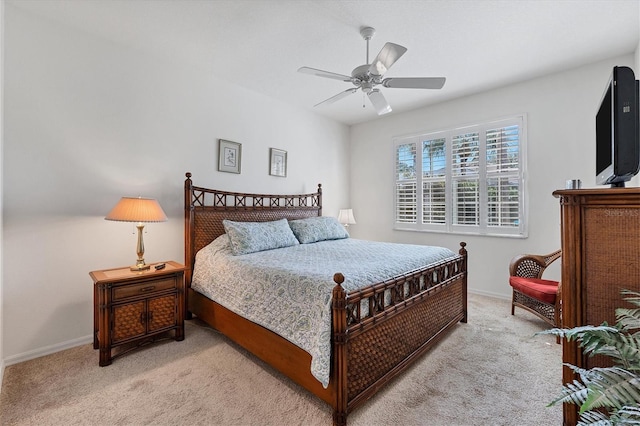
[338,208,356,226]
[105,197,168,223]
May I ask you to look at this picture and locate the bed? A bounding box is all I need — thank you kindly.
[183,172,468,425]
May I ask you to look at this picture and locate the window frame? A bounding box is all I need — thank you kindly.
[393,115,528,238]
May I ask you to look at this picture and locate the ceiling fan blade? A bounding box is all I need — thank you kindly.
[314,88,358,107]
[369,42,407,76]
[298,66,352,82]
[367,89,392,115]
[382,77,446,89]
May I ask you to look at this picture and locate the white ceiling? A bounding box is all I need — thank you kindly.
[9,0,640,126]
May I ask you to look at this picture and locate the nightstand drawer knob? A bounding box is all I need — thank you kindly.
[140,286,156,293]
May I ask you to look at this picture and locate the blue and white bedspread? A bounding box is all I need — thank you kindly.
[191,236,457,388]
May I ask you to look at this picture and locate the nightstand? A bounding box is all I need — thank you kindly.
[90,261,185,366]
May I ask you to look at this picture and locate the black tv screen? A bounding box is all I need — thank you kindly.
[595,66,640,187]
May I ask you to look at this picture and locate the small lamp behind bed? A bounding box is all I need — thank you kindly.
[105,196,168,271]
[338,209,356,227]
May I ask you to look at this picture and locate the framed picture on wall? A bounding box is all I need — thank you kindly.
[218,139,241,174]
[269,148,287,177]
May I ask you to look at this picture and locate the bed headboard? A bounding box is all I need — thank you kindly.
[184,172,322,287]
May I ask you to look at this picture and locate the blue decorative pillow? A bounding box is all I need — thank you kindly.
[288,216,349,244]
[222,218,299,255]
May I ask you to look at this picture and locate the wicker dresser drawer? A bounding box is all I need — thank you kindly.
[113,277,176,301]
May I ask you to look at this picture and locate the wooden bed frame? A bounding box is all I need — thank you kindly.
[184,172,468,425]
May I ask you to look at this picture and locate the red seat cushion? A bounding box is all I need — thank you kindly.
[509,276,559,305]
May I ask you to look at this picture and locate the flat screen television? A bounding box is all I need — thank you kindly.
[595,66,640,187]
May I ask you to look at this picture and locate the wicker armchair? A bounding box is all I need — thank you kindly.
[509,249,562,328]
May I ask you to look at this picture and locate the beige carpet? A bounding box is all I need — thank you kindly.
[0,294,562,425]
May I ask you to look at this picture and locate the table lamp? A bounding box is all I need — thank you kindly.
[105,197,168,271]
[338,209,356,227]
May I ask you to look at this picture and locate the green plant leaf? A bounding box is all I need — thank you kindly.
[537,325,618,338]
[548,380,589,407]
[576,409,611,426]
[620,290,640,308]
[611,405,640,424]
[580,367,640,413]
[617,308,640,332]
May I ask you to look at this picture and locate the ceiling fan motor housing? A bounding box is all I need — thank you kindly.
[351,64,376,87]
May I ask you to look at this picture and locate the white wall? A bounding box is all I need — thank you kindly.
[2,5,350,363]
[0,0,5,389]
[349,55,636,299]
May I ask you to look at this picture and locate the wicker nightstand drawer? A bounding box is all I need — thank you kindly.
[113,277,176,301]
[90,261,185,366]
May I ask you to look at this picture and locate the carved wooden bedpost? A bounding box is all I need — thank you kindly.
[332,272,347,426]
[184,172,194,319]
[459,242,468,323]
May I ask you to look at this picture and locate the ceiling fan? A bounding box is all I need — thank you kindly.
[298,27,446,116]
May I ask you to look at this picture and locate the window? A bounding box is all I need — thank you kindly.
[394,116,526,237]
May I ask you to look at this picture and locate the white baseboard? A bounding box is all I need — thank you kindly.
[0,359,5,392]
[3,335,92,367]
[468,287,511,301]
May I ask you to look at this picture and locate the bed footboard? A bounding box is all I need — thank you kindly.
[331,243,468,425]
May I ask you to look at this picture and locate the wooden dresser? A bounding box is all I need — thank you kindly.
[553,188,640,425]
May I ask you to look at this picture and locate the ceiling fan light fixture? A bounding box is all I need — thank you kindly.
[368,89,392,115]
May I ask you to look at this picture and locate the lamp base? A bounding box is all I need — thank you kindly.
[130,264,151,272]
[130,223,150,271]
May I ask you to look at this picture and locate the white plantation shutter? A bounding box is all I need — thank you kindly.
[422,138,446,225]
[486,125,519,172]
[422,181,446,224]
[394,116,526,237]
[487,177,519,226]
[451,133,480,226]
[395,142,417,223]
[486,124,521,228]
